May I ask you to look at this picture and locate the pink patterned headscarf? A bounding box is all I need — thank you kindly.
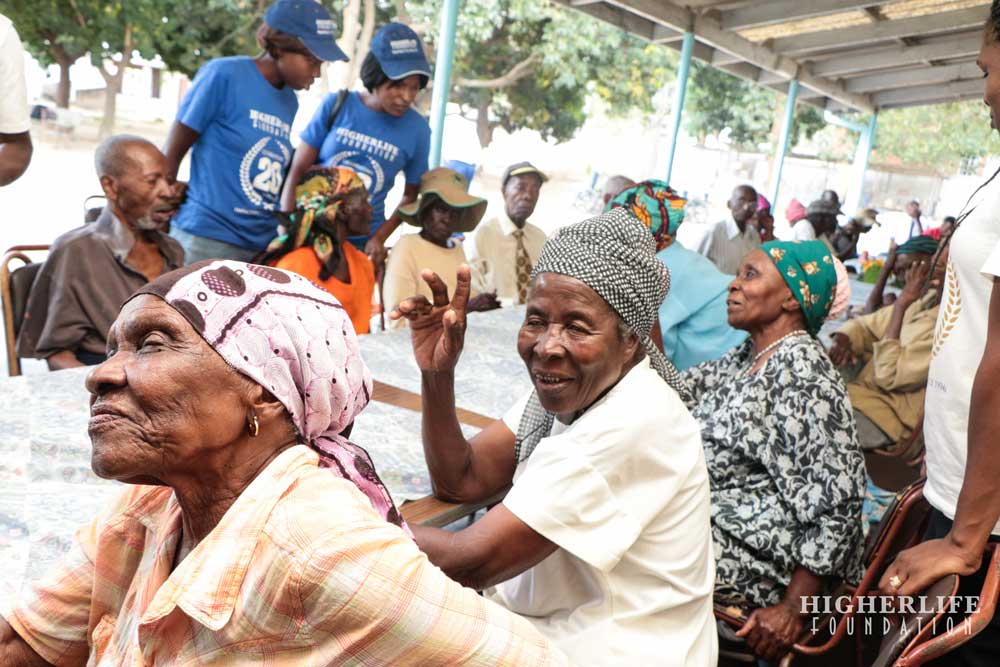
[130,260,409,535]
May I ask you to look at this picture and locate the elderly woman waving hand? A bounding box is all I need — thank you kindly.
[0,261,565,667]
[392,209,718,666]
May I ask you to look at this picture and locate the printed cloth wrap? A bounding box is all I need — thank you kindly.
[514,208,691,461]
[130,259,409,534]
[606,179,687,251]
[761,240,837,337]
[264,167,366,276]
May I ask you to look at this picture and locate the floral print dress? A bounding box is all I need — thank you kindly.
[683,336,866,610]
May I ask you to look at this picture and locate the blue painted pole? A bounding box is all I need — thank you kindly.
[665,31,695,185]
[845,112,878,215]
[428,0,460,169]
[770,79,799,206]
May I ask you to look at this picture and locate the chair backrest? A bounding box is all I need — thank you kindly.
[1,246,49,376]
[872,574,960,667]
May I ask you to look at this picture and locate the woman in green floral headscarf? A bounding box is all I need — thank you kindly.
[679,239,864,663]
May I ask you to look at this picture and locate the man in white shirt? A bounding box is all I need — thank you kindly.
[0,14,32,186]
[695,184,760,274]
[469,162,547,304]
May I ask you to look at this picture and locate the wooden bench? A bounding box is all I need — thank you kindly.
[371,379,504,526]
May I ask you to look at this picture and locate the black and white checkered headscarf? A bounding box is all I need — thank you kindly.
[514,208,691,461]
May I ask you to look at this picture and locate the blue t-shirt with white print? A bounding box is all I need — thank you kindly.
[172,56,297,251]
[300,91,430,237]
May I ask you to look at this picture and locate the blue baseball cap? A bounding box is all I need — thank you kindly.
[370,22,432,80]
[264,0,348,63]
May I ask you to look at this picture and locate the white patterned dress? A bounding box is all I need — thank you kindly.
[683,336,865,609]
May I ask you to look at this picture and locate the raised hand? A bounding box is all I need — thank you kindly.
[389,265,471,372]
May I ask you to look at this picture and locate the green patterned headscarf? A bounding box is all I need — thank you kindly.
[761,240,837,336]
[606,180,687,251]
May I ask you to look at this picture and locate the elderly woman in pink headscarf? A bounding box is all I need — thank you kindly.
[752,193,776,242]
[0,261,564,667]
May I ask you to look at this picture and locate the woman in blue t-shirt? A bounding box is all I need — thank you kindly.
[280,22,432,274]
[163,0,347,264]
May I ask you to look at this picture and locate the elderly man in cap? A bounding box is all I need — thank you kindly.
[382,166,499,329]
[695,184,760,274]
[468,161,547,304]
[17,134,184,370]
[791,197,839,250]
[864,235,939,314]
[830,236,945,467]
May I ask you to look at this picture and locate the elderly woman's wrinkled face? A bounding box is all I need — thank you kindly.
[518,273,638,422]
[334,189,373,237]
[419,197,459,247]
[85,296,253,483]
[727,249,797,331]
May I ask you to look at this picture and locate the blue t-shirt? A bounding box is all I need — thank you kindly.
[300,91,430,237]
[172,57,298,251]
[658,242,748,371]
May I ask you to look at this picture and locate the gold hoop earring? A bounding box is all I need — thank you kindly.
[248,413,259,438]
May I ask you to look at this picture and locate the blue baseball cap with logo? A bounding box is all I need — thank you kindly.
[370,22,432,80]
[264,0,348,63]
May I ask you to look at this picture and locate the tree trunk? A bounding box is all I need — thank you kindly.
[349,0,376,86]
[333,0,361,91]
[475,94,494,148]
[98,25,134,140]
[57,61,72,108]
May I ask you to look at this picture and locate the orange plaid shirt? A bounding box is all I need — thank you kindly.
[1,446,565,667]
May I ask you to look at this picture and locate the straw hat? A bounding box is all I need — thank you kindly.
[398,167,488,233]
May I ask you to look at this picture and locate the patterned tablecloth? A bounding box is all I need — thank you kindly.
[0,278,874,607]
[0,306,532,607]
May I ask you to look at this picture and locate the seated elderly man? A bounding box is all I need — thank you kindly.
[468,161,548,305]
[830,240,946,453]
[864,235,938,314]
[681,240,865,663]
[16,134,183,369]
[791,198,839,253]
[383,166,499,329]
[695,184,760,274]
[607,180,746,370]
[0,261,565,667]
[390,209,717,665]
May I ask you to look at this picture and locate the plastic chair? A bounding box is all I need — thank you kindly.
[1,246,50,376]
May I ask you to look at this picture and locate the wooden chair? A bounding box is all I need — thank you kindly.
[1,245,49,376]
[865,414,925,493]
[715,480,932,665]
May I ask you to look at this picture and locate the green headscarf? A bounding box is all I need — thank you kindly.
[896,235,938,256]
[606,180,687,251]
[761,240,837,336]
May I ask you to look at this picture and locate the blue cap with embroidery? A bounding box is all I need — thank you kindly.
[264,0,348,63]
[370,22,431,80]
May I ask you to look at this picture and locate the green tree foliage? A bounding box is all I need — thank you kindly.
[684,61,824,151]
[405,0,676,147]
[152,0,268,79]
[872,101,1000,174]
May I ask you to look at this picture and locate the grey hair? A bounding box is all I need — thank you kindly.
[602,174,637,202]
[94,134,156,179]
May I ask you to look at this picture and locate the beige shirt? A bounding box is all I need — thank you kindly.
[468,216,546,302]
[695,217,761,275]
[382,233,480,330]
[837,291,939,441]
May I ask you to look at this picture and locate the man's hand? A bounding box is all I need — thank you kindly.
[897,260,931,307]
[828,332,856,367]
[365,236,388,276]
[736,601,804,663]
[879,537,982,597]
[881,241,898,276]
[467,291,501,313]
[390,266,471,372]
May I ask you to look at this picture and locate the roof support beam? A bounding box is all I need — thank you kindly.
[845,62,983,93]
[872,78,984,108]
[808,33,981,78]
[771,6,989,56]
[568,1,657,40]
[720,0,892,31]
